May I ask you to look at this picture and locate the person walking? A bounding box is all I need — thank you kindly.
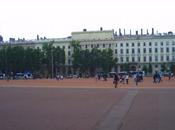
[113,73,119,88]
[125,74,129,84]
[134,73,139,86]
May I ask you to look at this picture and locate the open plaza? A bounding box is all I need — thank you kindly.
[0,77,175,130]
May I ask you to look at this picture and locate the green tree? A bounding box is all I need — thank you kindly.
[161,63,167,72]
[142,65,148,75]
[42,42,65,77]
[148,63,152,74]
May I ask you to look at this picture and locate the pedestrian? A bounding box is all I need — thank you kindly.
[125,74,129,84]
[56,75,60,81]
[134,73,139,86]
[168,72,171,80]
[113,73,119,88]
[153,73,156,83]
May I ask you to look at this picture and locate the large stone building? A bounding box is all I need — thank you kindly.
[1,28,175,73]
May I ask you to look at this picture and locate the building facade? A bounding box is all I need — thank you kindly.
[1,28,175,74]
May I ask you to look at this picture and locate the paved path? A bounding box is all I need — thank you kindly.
[94,89,138,130]
[1,87,175,130]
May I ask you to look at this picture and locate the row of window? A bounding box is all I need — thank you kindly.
[119,41,175,47]
[116,47,175,54]
[68,47,175,56]
[80,41,175,49]
[120,55,172,63]
[83,44,112,49]
[68,55,175,65]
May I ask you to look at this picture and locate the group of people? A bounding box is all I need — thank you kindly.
[113,73,130,88]
[113,72,143,88]
[153,71,174,83]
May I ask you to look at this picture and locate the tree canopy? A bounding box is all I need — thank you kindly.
[71,40,116,75]
[0,43,65,78]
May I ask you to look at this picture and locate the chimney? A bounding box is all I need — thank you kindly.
[136,30,138,35]
[147,29,149,35]
[37,35,39,40]
[100,27,103,31]
[119,28,122,36]
[130,29,132,36]
[141,29,143,35]
[83,29,87,32]
[152,28,154,35]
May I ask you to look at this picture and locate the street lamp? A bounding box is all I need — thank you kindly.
[50,40,54,79]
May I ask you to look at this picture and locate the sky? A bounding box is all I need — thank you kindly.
[0,0,175,41]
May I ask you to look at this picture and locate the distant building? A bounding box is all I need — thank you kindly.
[1,28,175,73]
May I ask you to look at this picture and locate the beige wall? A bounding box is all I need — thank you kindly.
[72,30,114,40]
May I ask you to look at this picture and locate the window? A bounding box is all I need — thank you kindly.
[161,48,164,53]
[132,49,135,54]
[166,56,169,61]
[116,44,117,47]
[166,47,169,53]
[144,56,146,62]
[172,47,175,52]
[62,46,65,49]
[132,57,135,62]
[132,43,134,47]
[155,56,158,61]
[120,57,123,62]
[155,48,158,53]
[126,43,129,47]
[97,44,99,48]
[120,43,123,47]
[120,49,123,54]
[161,42,163,46]
[172,41,175,45]
[126,57,129,62]
[149,48,152,53]
[126,49,129,54]
[68,46,70,49]
[91,44,94,48]
[103,44,105,48]
[149,42,152,46]
[85,45,88,48]
[149,56,152,62]
[143,42,146,46]
[138,48,140,53]
[138,57,140,62]
[109,44,111,48]
[161,56,164,61]
[115,49,117,54]
[143,48,146,53]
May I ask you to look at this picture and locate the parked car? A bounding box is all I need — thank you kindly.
[14,73,24,79]
[0,73,5,79]
[24,73,33,79]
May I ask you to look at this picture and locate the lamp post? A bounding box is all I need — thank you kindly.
[50,40,54,79]
[51,47,54,79]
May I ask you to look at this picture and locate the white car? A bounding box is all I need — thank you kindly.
[0,73,5,79]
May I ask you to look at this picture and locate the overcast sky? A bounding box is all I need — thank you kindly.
[0,0,175,40]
